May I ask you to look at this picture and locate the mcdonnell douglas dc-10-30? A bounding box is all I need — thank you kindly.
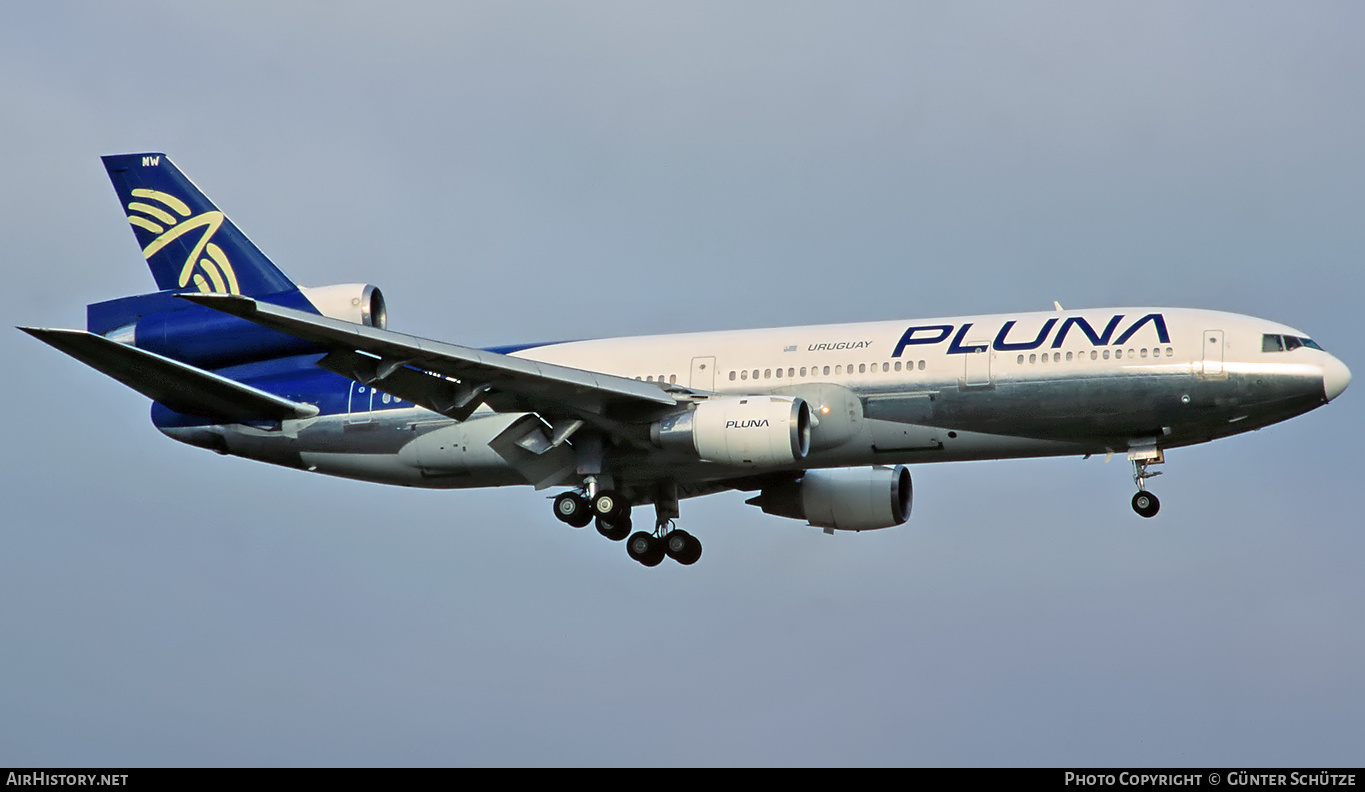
[22,154,1352,567]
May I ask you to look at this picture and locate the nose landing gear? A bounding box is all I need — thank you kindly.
[1129,445,1164,518]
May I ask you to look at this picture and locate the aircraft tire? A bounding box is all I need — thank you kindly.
[663,532,698,562]
[1131,491,1160,518]
[664,530,702,565]
[554,492,593,527]
[626,531,665,567]
[596,514,631,542]
[592,490,624,520]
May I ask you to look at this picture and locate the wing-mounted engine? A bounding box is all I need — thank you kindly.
[746,465,912,531]
[652,396,811,467]
[299,284,387,328]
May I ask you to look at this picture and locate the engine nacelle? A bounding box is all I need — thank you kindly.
[652,396,811,467]
[299,284,388,329]
[746,465,912,531]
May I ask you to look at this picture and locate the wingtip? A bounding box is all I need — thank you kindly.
[17,325,70,339]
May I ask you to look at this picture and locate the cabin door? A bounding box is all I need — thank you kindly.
[1202,330,1226,378]
[347,382,376,424]
[962,341,993,388]
[690,356,716,391]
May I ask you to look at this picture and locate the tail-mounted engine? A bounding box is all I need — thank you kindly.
[652,396,811,467]
[746,465,912,531]
[299,284,388,329]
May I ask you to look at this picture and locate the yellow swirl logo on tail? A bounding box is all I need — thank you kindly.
[125,188,240,294]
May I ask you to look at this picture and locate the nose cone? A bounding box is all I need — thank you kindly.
[1323,355,1351,402]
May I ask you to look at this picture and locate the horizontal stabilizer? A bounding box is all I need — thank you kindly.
[20,327,319,422]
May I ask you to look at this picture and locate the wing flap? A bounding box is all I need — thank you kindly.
[21,327,319,422]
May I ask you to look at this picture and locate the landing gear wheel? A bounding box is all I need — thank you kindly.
[592,490,624,521]
[553,492,593,528]
[1131,491,1160,518]
[626,531,665,567]
[664,530,702,565]
[596,514,631,542]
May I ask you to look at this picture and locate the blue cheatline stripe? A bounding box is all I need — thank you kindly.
[481,340,578,355]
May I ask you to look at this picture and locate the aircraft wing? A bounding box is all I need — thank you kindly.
[20,326,320,422]
[178,293,683,428]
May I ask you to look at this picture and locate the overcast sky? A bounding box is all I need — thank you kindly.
[2,1,1362,767]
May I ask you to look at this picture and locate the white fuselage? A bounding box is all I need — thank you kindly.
[180,306,1348,499]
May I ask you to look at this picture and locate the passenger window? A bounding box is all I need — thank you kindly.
[729,371,736,381]
[1115,350,1122,360]
[1017,355,1024,364]
[800,367,807,377]
[858,364,866,374]
[835,365,842,375]
[1090,351,1097,360]
[918,360,925,370]
[752,370,759,380]
[1140,348,1147,358]
[823,366,831,375]
[741,370,748,380]
[1103,350,1110,360]
[788,368,795,377]
[1066,351,1073,361]
[764,369,771,379]
[1029,353,1036,363]
[775,368,783,378]
[669,374,677,384]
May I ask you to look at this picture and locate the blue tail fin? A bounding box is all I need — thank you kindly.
[89,153,319,367]
[102,153,297,296]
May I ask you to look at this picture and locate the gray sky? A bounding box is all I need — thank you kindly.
[2,1,1362,766]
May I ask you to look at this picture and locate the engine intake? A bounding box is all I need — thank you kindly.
[747,465,912,531]
[652,396,811,467]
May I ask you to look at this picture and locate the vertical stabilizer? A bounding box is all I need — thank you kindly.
[101,153,297,296]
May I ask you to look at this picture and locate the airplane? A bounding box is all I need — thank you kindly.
[22,153,1352,567]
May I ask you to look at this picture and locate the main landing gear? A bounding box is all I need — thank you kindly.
[626,527,701,567]
[1129,446,1164,518]
[552,484,702,567]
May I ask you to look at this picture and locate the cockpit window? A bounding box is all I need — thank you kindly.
[1263,333,1324,352]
